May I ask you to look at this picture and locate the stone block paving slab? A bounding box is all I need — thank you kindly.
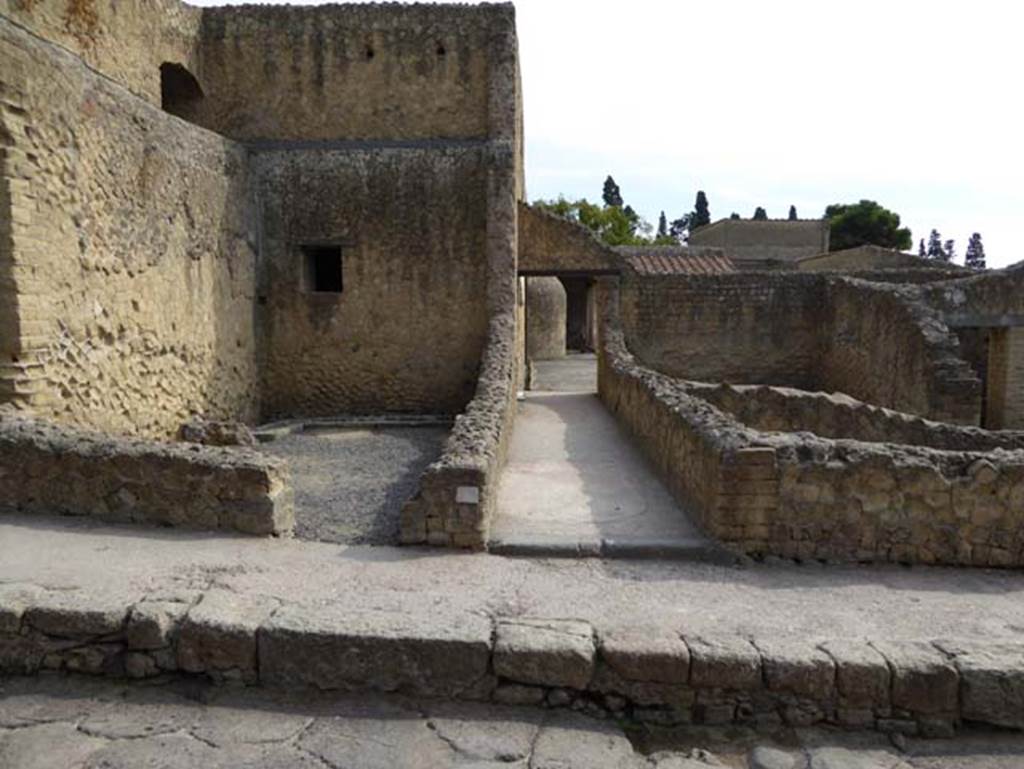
[2,676,1024,768]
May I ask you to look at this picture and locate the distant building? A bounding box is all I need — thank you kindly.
[688,218,830,267]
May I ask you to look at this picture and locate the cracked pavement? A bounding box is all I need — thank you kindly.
[2,676,1023,768]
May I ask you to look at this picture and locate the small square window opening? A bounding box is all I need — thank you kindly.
[303,245,343,293]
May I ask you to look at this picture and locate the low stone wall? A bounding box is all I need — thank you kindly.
[598,284,1024,568]
[0,413,292,536]
[400,312,518,548]
[3,585,1021,736]
[690,383,1024,453]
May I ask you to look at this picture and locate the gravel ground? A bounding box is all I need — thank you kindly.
[259,426,448,545]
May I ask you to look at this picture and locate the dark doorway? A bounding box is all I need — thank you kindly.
[160,63,204,120]
[559,276,595,352]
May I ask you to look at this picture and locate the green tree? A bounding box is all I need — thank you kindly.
[918,239,927,257]
[533,196,653,246]
[602,176,623,208]
[730,212,741,220]
[965,233,986,269]
[943,239,956,263]
[926,229,944,259]
[824,200,912,252]
[752,206,768,221]
[788,205,798,221]
[669,214,690,242]
[657,211,669,239]
[692,191,711,230]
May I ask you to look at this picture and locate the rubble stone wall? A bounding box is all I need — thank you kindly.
[599,283,1024,568]
[690,382,1024,452]
[0,413,292,535]
[0,19,260,437]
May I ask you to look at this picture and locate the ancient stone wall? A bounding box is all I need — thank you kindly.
[254,145,492,419]
[400,156,520,549]
[0,20,260,437]
[620,272,823,390]
[796,245,968,273]
[0,0,201,105]
[186,3,511,142]
[690,382,1024,453]
[0,412,292,535]
[599,283,1024,568]
[819,278,981,425]
[620,272,982,424]
[688,218,829,264]
[517,202,620,275]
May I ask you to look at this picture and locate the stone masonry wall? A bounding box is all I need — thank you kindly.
[187,3,512,142]
[819,278,981,425]
[621,272,982,424]
[620,272,824,390]
[517,202,620,274]
[690,382,1024,453]
[599,283,1024,568]
[255,145,492,419]
[0,21,260,437]
[0,0,201,106]
[688,218,829,264]
[0,411,292,535]
[399,154,520,549]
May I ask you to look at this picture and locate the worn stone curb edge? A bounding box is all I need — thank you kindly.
[1,587,1021,737]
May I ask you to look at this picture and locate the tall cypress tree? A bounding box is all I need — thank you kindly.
[692,191,711,230]
[602,176,623,208]
[926,229,944,259]
[943,239,956,263]
[788,205,798,221]
[918,239,927,257]
[657,211,669,240]
[965,233,986,269]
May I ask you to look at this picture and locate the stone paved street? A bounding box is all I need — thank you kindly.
[2,676,1022,768]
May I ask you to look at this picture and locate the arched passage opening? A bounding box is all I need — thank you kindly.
[160,63,204,120]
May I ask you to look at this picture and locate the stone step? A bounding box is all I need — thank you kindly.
[3,583,1023,738]
[488,534,738,563]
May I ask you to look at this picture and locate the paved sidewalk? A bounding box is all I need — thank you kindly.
[2,676,1022,768]
[3,516,1024,643]
[492,392,716,557]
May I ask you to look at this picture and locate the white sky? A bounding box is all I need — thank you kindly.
[188,0,1023,267]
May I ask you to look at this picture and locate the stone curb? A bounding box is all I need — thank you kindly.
[2,586,1023,737]
[488,536,739,564]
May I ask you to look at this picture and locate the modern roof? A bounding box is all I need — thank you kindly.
[615,246,737,276]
